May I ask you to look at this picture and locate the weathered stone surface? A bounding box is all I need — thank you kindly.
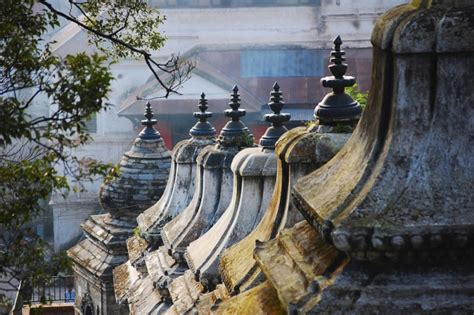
[184,147,277,286]
[120,87,255,313]
[161,89,255,262]
[210,222,346,314]
[293,1,474,262]
[160,145,240,262]
[308,262,474,314]
[208,282,285,315]
[218,126,351,295]
[70,104,171,315]
[69,237,128,280]
[137,137,215,244]
[163,146,278,312]
[275,2,474,313]
[111,98,218,314]
[99,136,171,218]
[255,221,347,312]
[166,85,295,312]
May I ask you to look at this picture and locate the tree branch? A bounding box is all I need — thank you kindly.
[38,0,193,97]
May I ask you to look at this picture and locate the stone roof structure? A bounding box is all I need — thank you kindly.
[111,94,218,312]
[99,103,171,217]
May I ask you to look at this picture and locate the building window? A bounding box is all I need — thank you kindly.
[241,49,325,78]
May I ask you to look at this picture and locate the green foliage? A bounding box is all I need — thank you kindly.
[79,0,166,60]
[133,226,141,238]
[240,131,256,148]
[0,0,182,294]
[346,84,369,109]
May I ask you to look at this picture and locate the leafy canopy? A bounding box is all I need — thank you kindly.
[0,0,192,298]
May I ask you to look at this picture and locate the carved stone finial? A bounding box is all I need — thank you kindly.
[329,35,347,79]
[139,102,161,140]
[189,93,217,138]
[314,36,362,125]
[226,85,245,120]
[219,85,253,143]
[259,82,291,149]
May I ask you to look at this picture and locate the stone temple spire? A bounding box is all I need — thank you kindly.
[189,93,217,138]
[259,82,291,149]
[315,36,362,125]
[99,101,171,217]
[139,102,161,140]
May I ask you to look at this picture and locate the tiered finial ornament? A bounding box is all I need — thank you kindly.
[139,102,161,139]
[315,36,362,124]
[220,85,250,138]
[259,82,291,148]
[189,92,216,137]
[189,93,217,137]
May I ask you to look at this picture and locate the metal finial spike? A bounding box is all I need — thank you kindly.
[269,82,283,114]
[260,84,290,149]
[198,92,209,113]
[144,102,154,121]
[190,93,216,138]
[139,101,161,139]
[219,85,251,143]
[329,36,347,77]
[314,37,361,125]
[228,85,241,112]
[334,35,343,48]
[143,102,156,126]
